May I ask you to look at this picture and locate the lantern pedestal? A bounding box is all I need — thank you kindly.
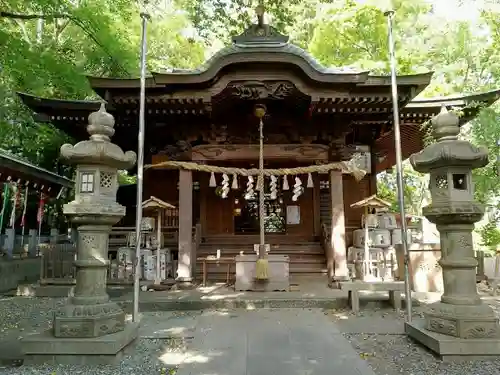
[406,106,500,359]
[406,320,500,361]
[21,104,138,364]
[21,322,139,365]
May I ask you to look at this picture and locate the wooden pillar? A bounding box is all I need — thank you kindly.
[177,169,193,282]
[199,173,207,237]
[330,171,349,281]
[313,174,321,238]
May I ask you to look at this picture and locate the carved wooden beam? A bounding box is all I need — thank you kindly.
[191,144,329,162]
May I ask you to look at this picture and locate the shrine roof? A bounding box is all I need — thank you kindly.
[17,88,500,123]
[350,194,392,209]
[142,196,176,211]
[0,149,74,197]
[84,19,432,94]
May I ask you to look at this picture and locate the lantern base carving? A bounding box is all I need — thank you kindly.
[53,301,126,338]
[406,319,500,361]
[423,301,500,339]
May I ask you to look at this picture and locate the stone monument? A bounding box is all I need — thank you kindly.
[405,105,500,360]
[21,104,138,364]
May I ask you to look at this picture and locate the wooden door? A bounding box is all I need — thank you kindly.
[204,186,234,235]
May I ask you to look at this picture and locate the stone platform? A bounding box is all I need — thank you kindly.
[115,277,416,312]
[340,280,405,313]
[21,322,139,365]
[406,319,500,361]
[234,254,290,291]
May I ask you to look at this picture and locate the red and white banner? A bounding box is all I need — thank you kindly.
[20,186,29,228]
[37,193,45,224]
[8,183,19,228]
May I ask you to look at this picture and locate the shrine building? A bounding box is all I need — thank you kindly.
[17,16,500,283]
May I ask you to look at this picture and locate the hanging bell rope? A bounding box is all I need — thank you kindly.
[146,160,366,181]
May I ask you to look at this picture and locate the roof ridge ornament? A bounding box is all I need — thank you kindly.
[232,4,289,46]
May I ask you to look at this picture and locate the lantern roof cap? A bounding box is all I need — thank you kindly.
[60,103,136,169]
[410,107,489,172]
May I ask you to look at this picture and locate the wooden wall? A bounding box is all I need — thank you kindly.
[143,169,200,225]
[142,168,375,243]
[200,173,316,238]
[343,174,376,246]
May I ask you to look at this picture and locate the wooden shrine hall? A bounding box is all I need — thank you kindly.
[17,14,500,284]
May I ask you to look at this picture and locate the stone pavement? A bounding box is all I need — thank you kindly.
[161,309,376,375]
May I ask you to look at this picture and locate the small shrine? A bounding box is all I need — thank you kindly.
[348,195,407,281]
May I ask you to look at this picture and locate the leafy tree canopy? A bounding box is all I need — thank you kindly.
[1,0,499,245]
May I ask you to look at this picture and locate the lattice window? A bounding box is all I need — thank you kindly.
[100,172,114,189]
[80,172,94,193]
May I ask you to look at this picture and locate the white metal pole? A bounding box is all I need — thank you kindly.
[385,9,412,323]
[133,11,150,323]
[155,210,161,284]
[259,118,265,249]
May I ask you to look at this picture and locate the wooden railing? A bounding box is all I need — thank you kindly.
[109,226,180,250]
[163,208,179,228]
[39,243,77,285]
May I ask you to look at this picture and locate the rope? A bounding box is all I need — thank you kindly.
[145,160,367,181]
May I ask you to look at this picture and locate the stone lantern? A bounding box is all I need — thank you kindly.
[22,104,138,364]
[406,105,500,359]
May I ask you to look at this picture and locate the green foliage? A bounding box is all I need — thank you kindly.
[1,0,499,245]
[1,0,205,230]
[118,170,137,186]
[376,162,429,216]
[175,0,303,43]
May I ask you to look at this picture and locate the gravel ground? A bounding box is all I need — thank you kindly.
[0,297,193,375]
[1,338,185,375]
[325,285,500,375]
[3,286,500,375]
[345,333,500,375]
[0,297,65,342]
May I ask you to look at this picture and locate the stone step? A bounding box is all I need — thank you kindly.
[198,248,324,256]
[203,235,316,244]
[197,256,326,263]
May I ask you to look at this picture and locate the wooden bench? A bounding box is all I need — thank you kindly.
[197,257,235,287]
[340,281,405,313]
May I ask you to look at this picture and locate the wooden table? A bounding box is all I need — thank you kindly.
[197,257,235,287]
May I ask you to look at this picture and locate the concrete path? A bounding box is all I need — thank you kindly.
[171,309,376,375]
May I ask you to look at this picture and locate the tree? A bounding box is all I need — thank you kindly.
[175,0,307,44]
[1,0,206,172]
[1,0,206,230]
[376,162,430,216]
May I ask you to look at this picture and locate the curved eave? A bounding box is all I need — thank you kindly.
[86,76,156,98]
[0,150,74,195]
[407,88,500,108]
[18,92,104,112]
[403,88,500,125]
[362,72,433,87]
[151,52,372,86]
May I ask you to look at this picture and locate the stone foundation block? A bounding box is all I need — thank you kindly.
[235,254,289,292]
[53,302,125,338]
[406,319,500,361]
[21,322,139,365]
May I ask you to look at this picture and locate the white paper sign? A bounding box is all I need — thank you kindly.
[286,205,300,225]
